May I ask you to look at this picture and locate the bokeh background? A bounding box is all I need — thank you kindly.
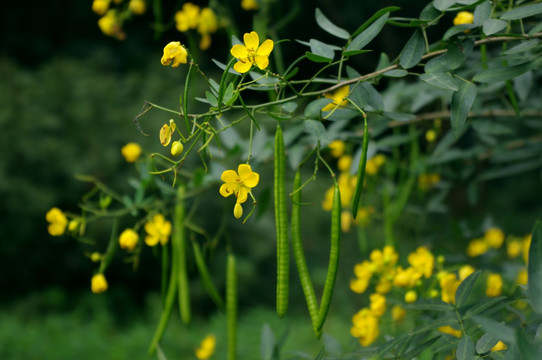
[1,0,541,359]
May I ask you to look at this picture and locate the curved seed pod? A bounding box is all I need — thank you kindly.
[274,124,289,318]
[351,116,369,219]
[226,253,237,360]
[291,170,322,338]
[174,183,190,324]
[316,183,341,330]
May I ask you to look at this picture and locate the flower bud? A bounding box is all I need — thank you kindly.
[171,141,184,156]
[234,202,243,219]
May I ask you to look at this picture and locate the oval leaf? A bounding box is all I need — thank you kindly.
[346,13,389,53]
[476,332,499,354]
[483,19,507,35]
[304,120,329,144]
[450,81,477,138]
[474,1,491,26]
[399,29,425,69]
[260,324,276,360]
[309,39,335,60]
[455,270,481,308]
[315,8,350,39]
[420,72,459,91]
[501,3,542,20]
[433,0,457,11]
[456,335,475,360]
[473,61,535,83]
[528,221,542,315]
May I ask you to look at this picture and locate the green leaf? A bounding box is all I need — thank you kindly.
[420,72,459,91]
[456,335,475,360]
[470,315,516,344]
[476,332,499,354]
[382,112,416,122]
[406,299,454,312]
[433,0,458,11]
[477,159,542,181]
[304,98,332,119]
[305,52,333,63]
[446,40,473,70]
[528,221,542,315]
[483,19,507,35]
[474,61,535,83]
[450,81,477,138]
[323,334,342,356]
[260,324,276,360]
[474,1,491,26]
[349,82,383,111]
[281,102,298,113]
[315,8,350,39]
[205,91,218,107]
[382,69,408,77]
[309,39,335,60]
[455,270,481,308]
[420,3,441,21]
[351,6,400,37]
[464,296,507,318]
[400,30,425,69]
[346,13,389,53]
[502,39,540,55]
[501,3,542,20]
[304,120,329,144]
[444,24,477,40]
[222,82,234,105]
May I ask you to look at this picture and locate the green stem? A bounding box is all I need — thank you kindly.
[226,253,237,360]
[174,183,190,324]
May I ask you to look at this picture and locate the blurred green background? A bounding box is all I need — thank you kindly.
[1,0,541,359]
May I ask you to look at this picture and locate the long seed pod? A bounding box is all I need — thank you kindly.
[174,183,190,324]
[148,241,177,355]
[351,116,369,219]
[192,241,225,310]
[274,124,289,318]
[291,170,321,338]
[226,252,237,360]
[316,183,341,331]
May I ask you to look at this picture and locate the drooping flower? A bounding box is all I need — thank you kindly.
[161,41,188,68]
[91,273,108,293]
[119,228,139,251]
[46,207,68,236]
[453,11,474,26]
[195,334,216,360]
[230,31,274,73]
[219,164,259,204]
[144,214,172,246]
[322,85,349,111]
[121,142,142,162]
[241,0,259,11]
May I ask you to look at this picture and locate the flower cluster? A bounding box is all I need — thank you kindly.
[466,227,505,257]
[92,0,147,39]
[175,3,218,50]
[158,119,185,156]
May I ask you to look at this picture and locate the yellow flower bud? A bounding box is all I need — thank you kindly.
[484,227,504,249]
[338,155,353,172]
[119,228,139,251]
[405,290,417,303]
[46,207,68,236]
[90,252,103,262]
[171,141,184,157]
[425,129,437,142]
[391,305,406,322]
[128,0,146,15]
[328,140,345,158]
[121,142,142,162]
[91,273,108,294]
[485,273,503,297]
[234,202,243,219]
[92,0,110,16]
[453,11,474,26]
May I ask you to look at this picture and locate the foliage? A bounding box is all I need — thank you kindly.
[43,0,542,359]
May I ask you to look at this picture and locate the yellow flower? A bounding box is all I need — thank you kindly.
[375,277,392,294]
[485,273,503,297]
[491,341,507,352]
[354,206,373,228]
[440,272,460,304]
[219,164,259,204]
[241,0,259,11]
[197,8,218,35]
[507,239,522,258]
[453,11,474,26]
[92,0,110,15]
[230,31,274,73]
[171,141,184,156]
[175,3,200,32]
[322,85,350,112]
[121,142,142,162]
[91,273,108,294]
[438,325,462,338]
[391,305,406,322]
[195,334,216,360]
[46,207,68,236]
[484,227,504,249]
[408,246,434,278]
[458,265,475,281]
[128,0,146,15]
[328,140,345,158]
[144,214,172,246]
[351,308,380,347]
[405,290,417,303]
[233,202,243,219]
[517,268,527,285]
[365,155,385,175]
[354,260,374,279]
[161,41,188,68]
[369,293,387,317]
[341,211,353,233]
[98,10,119,37]
[466,238,488,257]
[393,266,422,288]
[200,34,212,50]
[119,228,139,251]
[350,277,370,294]
[338,155,352,172]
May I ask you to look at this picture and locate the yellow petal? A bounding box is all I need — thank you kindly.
[237,164,252,178]
[221,169,239,183]
[236,187,248,203]
[256,39,274,56]
[243,172,259,188]
[254,55,269,70]
[234,203,243,219]
[220,183,236,198]
[233,60,252,73]
[230,44,248,59]
[244,31,259,50]
[145,235,159,246]
[160,124,171,146]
